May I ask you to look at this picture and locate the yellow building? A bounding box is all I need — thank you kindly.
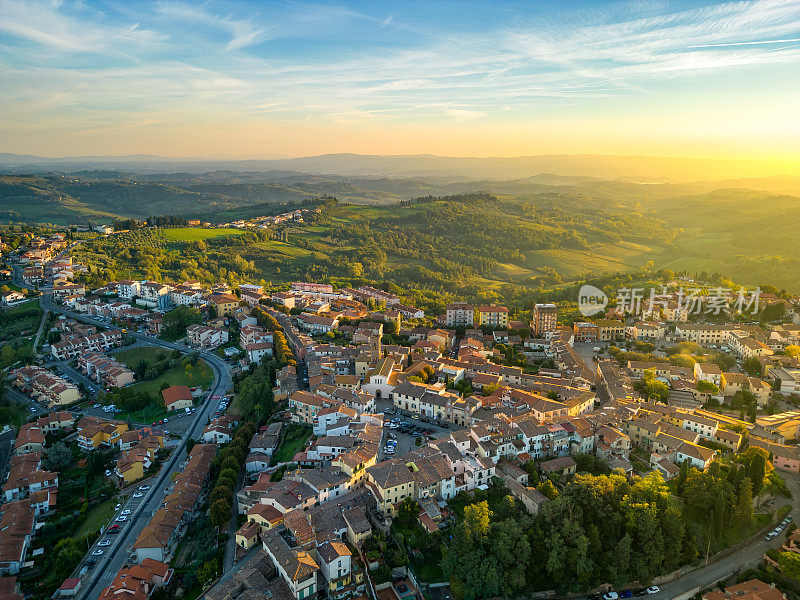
[475,305,509,328]
[208,293,240,317]
[235,521,259,550]
[116,456,144,484]
[593,319,625,341]
[365,460,417,516]
[246,503,285,533]
[77,418,129,450]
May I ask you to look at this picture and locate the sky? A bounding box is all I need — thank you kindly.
[1,0,799,161]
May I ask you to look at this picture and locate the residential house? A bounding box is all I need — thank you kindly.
[162,385,194,412]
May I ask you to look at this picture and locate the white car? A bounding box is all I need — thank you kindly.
[115,503,122,510]
[115,516,128,522]
[121,509,132,515]
[138,485,150,490]
[132,492,143,498]
[92,549,104,556]
[604,594,619,600]
[646,587,659,595]
[97,540,111,547]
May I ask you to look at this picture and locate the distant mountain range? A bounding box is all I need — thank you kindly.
[1,152,797,186]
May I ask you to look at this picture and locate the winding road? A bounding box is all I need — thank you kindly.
[12,259,232,600]
[36,291,233,600]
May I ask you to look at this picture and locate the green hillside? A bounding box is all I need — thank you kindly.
[70,185,800,318]
[8,170,800,299]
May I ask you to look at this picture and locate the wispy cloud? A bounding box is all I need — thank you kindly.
[1,0,799,156]
[154,1,272,50]
[0,0,165,52]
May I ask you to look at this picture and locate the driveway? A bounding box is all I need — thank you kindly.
[46,360,103,396]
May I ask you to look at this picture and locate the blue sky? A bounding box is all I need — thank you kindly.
[1,0,799,159]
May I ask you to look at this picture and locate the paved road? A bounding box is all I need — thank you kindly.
[25,289,232,600]
[32,307,50,353]
[45,359,104,396]
[652,474,798,600]
[75,351,230,600]
[4,386,49,417]
[0,428,16,486]
[269,310,308,390]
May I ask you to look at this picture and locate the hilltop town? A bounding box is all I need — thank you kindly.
[1,225,800,600]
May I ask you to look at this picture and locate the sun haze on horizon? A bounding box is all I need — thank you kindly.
[1,0,799,167]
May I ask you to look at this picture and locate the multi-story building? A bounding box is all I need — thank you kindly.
[139,281,172,308]
[532,303,557,336]
[673,323,738,345]
[207,293,240,317]
[262,530,319,600]
[50,329,124,360]
[445,303,475,327]
[475,305,509,328]
[292,282,333,295]
[13,366,80,407]
[186,324,229,348]
[355,285,399,306]
[317,541,352,598]
[572,322,598,342]
[78,353,135,388]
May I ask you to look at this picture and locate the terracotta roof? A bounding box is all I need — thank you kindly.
[161,385,193,407]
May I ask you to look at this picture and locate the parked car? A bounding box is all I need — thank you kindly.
[92,549,104,556]
[115,503,122,511]
[646,586,659,595]
[603,593,619,600]
[138,485,150,490]
[121,509,131,515]
[98,540,111,547]
[115,516,128,522]
[620,591,633,598]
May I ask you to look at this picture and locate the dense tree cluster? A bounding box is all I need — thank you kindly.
[443,460,769,600]
[162,305,203,336]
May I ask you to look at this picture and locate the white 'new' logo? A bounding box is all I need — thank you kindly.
[578,285,608,317]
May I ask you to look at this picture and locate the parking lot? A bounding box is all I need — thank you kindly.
[376,398,461,461]
[76,402,200,436]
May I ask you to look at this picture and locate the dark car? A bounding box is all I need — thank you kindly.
[620,591,633,598]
